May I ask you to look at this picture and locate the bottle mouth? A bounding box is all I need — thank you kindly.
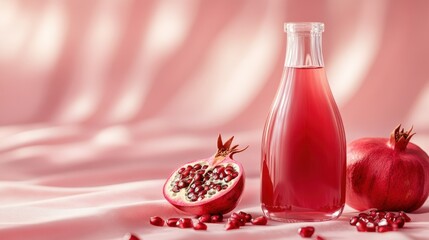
[284,22,324,33]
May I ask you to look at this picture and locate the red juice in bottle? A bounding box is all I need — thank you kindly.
[261,23,346,222]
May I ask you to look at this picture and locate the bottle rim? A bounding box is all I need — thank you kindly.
[284,22,324,33]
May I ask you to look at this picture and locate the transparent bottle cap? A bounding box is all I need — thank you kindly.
[284,22,324,33]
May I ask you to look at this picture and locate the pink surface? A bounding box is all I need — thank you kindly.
[0,1,428,239]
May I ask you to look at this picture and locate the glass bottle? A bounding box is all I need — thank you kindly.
[261,22,346,222]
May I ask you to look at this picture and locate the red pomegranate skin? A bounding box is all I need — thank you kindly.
[346,126,429,212]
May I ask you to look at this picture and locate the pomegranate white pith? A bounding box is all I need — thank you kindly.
[163,135,247,215]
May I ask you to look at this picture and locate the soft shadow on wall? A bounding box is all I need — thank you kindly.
[0,0,428,148]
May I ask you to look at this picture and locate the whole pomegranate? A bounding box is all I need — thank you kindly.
[346,125,429,212]
[163,135,247,215]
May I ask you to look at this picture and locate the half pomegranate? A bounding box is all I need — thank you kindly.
[163,135,247,215]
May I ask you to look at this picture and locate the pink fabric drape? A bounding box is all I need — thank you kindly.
[0,0,428,239]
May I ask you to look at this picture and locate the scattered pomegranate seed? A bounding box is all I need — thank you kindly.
[166,217,179,227]
[385,212,395,220]
[177,218,193,228]
[298,226,315,238]
[315,236,325,240]
[123,233,140,240]
[225,219,240,230]
[238,211,252,223]
[376,211,386,218]
[392,217,405,229]
[193,222,207,230]
[376,225,392,233]
[149,216,165,227]
[366,222,376,232]
[350,209,412,233]
[399,211,411,222]
[349,216,359,226]
[150,211,270,232]
[377,218,389,227]
[355,221,367,232]
[230,213,245,226]
[211,214,223,223]
[251,216,268,225]
[198,214,212,223]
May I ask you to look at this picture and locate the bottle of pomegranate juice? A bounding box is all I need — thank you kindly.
[261,22,346,222]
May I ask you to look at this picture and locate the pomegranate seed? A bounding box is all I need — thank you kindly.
[166,217,179,227]
[399,211,411,222]
[377,218,389,226]
[193,222,207,230]
[251,216,268,225]
[123,233,140,240]
[211,214,223,223]
[351,209,411,233]
[376,225,392,233]
[194,174,204,181]
[194,164,202,170]
[366,216,374,222]
[238,211,252,223]
[355,221,367,232]
[225,219,240,230]
[198,214,211,223]
[172,186,180,193]
[231,212,243,220]
[315,236,325,240]
[225,175,233,182]
[349,216,359,226]
[358,216,369,223]
[150,216,165,227]
[366,222,376,232]
[392,216,405,228]
[376,211,386,218]
[298,226,315,238]
[369,209,377,217]
[245,214,252,222]
[178,180,189,188]
[373,217,381,225]
[182,170,190,177]
[177,218,193,228]
[228,212,246,226]
[385,212,395,219]
[194,186,202,193]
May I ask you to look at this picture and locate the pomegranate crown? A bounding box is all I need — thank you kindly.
[389,124,415,151]
[214,134,248,160]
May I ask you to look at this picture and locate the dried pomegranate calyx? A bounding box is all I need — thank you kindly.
[389,124,415,151]
[212,135,248,165]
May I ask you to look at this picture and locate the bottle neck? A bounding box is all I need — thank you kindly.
[285,31,324,68]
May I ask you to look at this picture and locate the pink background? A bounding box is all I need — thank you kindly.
[0,0,428,239]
